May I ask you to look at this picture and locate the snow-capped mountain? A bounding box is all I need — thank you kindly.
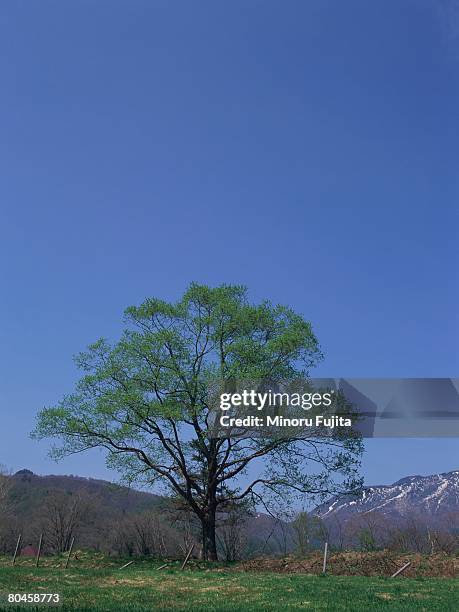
[315,470,459,522]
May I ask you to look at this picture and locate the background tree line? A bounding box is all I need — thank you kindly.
[0,468,457,560]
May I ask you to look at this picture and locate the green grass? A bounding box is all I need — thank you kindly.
[0,561,457,611]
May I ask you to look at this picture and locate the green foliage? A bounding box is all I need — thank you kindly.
[32,283,362,558]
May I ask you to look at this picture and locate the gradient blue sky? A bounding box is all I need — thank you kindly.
[1,1,458,487]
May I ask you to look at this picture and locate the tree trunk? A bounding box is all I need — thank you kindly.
[201,508,218,561]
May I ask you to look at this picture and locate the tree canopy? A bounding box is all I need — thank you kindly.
[33,283,362,559]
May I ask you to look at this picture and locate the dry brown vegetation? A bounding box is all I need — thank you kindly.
[237,551,459,578]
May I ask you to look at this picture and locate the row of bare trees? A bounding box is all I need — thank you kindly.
[259,505,459,557]
[322,511,459,554]
[0,486,93,556]
[0,466,14,554]
[0,467,457,559]
[0,469,249,559]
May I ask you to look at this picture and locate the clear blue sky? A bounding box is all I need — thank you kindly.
[1,1,458,487]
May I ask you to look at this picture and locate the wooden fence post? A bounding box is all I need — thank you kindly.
[65,537,75,569]
[181,544,194,570]
[157,563,169,571]
[12,534,22,565]
[322,542,328,574]
[391,562,411,578]
[119,560,135,570]
[35,534,43,568]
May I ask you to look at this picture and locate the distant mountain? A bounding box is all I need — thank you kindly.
[10,468,458,554]
[7,470,288,554]
[10,469,163,518]
[315,470,459,524]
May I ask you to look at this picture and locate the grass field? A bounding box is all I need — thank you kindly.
[0,557,457,611]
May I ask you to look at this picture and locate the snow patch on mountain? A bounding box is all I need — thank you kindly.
[315,470,459,522]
